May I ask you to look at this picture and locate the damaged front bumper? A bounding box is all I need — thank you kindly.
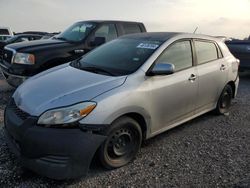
[4,100,107,179]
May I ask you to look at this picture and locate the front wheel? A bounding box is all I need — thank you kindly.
[215,84,233,115]
[98,117,142,169]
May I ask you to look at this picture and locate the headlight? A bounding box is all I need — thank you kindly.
[38,102,96,126]
[13,52,35,65]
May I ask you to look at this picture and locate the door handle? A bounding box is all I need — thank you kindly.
[188,74,197,81]
[220,64,226,71]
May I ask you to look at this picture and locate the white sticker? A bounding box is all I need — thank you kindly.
[137,43,159,50]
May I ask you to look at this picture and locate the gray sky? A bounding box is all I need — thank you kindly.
[0,0,250,39]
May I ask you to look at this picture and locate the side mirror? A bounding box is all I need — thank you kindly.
[147,63,175,76]
[90,37,106,47]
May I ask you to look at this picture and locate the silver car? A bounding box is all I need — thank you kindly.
[4,32,239,179]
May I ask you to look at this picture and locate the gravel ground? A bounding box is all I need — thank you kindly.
[0,73,249,188]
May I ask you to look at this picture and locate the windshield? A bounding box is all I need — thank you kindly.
[71,38,162,76]
[55,22,96,42]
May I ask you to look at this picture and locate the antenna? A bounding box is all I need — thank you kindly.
[193,27,198,34]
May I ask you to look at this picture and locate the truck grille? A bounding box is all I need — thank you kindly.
[8,99,30,120]
[3,49,13,64]
[0,48,3,61]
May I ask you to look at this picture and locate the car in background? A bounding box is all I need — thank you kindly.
[226,39,250,70]
[15,31,48,36]
[0,27,13,41]
[2,34,43,45]
[40,32,60,40]
[4,32,239,179]
[0,20,146,87]
[0,34,43,64]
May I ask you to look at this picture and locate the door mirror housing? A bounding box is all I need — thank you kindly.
[90,37,106,47]
[147,63,175,76]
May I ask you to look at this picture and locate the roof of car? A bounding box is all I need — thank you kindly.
[121,32,220,42]
[77,20,143,24]
[121,32,181,42]
[15,34,43,37]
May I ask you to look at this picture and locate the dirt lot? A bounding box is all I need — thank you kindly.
[0,73,249,188]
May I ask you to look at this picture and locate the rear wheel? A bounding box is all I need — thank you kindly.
[98,117,142,169]
[215,84,233,114]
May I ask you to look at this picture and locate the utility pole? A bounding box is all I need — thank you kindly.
[193,27,198,34]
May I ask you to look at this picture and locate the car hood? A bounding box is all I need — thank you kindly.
[13,64,127,116]
[6,39,72,52]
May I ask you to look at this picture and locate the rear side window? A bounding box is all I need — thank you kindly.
[122,23,141,34]
[93,24,118,42]
[0,29,10,35]
[155,41,193,71]
[195,41,219,64]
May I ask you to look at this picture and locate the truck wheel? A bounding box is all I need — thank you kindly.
[215,84,233,115]
[99,117,142,169]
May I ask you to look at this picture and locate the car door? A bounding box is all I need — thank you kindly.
[194,40,228,112]
[148,40,198,133]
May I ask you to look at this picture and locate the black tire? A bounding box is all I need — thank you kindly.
[215,84,233,115]
[98,116,142,169]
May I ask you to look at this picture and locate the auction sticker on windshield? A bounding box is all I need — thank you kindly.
[137,43,159,50]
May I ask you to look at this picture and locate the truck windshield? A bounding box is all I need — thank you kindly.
[56,22,96,42]
[71,38,162,76]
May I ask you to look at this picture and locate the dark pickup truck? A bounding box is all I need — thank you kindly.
[0,20,146,86]
[226,40,250,70]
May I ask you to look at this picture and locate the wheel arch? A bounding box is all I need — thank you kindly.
[227,80,236,98]
[119,112,148,140]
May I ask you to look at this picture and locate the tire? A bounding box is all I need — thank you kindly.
[215,84,233,115]
[98,116,142,169]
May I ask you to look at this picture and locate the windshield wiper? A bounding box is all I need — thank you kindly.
[80,66,115,76]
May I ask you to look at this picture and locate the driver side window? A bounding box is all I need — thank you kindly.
[155,41,193,72]
[92,24,118,42]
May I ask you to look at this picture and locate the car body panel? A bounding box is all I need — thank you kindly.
[13,65,126,116]
[6,38,68,52]
[195,58,228,112]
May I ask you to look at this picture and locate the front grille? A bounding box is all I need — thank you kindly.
[8,99,30,120]
[0,48,3,61]
[3,49,13,64]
